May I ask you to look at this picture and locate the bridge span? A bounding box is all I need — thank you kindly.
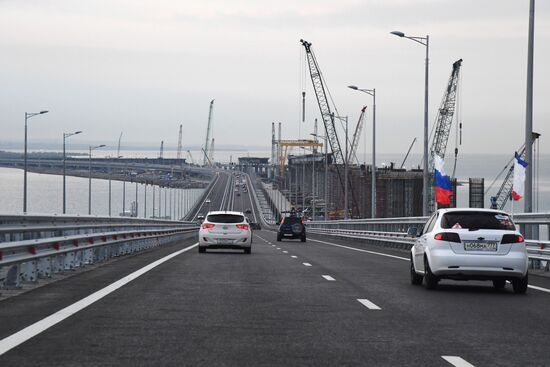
[1,171,550,366]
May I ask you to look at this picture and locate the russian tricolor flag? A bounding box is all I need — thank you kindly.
[433,154,453,205]
[512,152,528,201]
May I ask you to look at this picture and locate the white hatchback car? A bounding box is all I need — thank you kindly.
[410,208,528,293]
[198,211,252,254]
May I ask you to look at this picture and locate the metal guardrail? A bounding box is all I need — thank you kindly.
[0,214,199,290]
[308,213,550,271]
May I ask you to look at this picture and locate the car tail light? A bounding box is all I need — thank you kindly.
[236,224,249,230]
[434,232,461,243]
[501,234,524,244]
[281,218,285,225]
[201,223,215,229]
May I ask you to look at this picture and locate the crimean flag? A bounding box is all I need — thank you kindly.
[433,154,453,205]
[511,152,528,201]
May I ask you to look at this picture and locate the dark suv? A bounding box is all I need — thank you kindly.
[277,215,306,242]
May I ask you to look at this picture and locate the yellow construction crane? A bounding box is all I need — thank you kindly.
[277,139,323,176]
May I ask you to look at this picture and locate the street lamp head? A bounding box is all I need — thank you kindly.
[99,144,106,148]
[75,131,82,135]
[347,85,359,90]
[39,110,49,114]
[390,31,405,37]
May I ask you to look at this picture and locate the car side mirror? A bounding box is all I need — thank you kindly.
[407,227,418,237]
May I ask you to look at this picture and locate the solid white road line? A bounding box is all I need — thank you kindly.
[441,356,476,367]
[308,238,409,261]
[291,255,297,259]
[357,298,381,310]
[303,263,312,267]
[528,284,550,293]
[0,243,198,356]
[322,275,336,281]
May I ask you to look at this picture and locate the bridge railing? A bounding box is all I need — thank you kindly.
[307,213,550,271]
[0,214,199,290]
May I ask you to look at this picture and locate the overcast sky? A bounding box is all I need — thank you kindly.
[0,0,549,157]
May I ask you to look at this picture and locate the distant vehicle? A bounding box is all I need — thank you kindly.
[205,198,211,204]
[277,214,306,242]
[244,208,252,214]
[409,208,528,293]
[196,214,205,222]
[198,211,252,254]
[236,192,240,197]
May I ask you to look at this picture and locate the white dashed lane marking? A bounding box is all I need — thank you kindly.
[322,275,336,281]
[291,255,297,259]
[357,298,381,310]
[303,263,312,267]
[282,251,288,253]
[441,356,476,367]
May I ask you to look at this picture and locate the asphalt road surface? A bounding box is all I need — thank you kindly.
[1,172,550,366]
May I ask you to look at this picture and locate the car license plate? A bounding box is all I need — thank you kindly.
[284,234,293,237]
[464,241,497,251]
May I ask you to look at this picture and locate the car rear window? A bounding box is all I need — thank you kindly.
[206,214,244,223]
[283,216,302,225]
[441,212,515,231]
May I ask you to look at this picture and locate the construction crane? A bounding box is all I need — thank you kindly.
[427,59,463,212]
[277,139,323,177]
[176,124,183,160]
[159,140,164,159]
[186,150,195,164]
[488,132,541,209]
[349,106,367,166]
[203,99,214,166]
[209,138,215,164]
[300,39,359,217]
[116,132,123,158]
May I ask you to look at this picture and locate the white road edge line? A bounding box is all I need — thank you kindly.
[303,263,312,267]
[441,356,476,367]
[309,237,550,294]
[322,275,336,281]
[308,238,409,261]
[357,298,381,310]
[0,242,199,356]
[528,284,550,293]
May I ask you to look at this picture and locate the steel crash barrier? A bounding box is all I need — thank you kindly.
[0,215,199,289]
[307,212,550,271]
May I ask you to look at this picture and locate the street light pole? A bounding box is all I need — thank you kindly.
[23,110,48,213]
[344,116,349,220]
[525,0,535,215]
[62,130,82,214]
[88,144,106,215]
[348,86,376,218]
[391,30,430,216]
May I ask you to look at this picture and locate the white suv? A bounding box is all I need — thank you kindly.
[198,211,252,254]
[410,208,528,293]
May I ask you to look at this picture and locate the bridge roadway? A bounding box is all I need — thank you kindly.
[1,171,550,366]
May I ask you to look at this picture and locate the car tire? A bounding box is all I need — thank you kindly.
[410,256,423,285]
[512,273,528,294]
[277,234,282,242]
[424,257,438,290]
[244,247,251,254]
[198,247,206,253]
[492,279,506,290]
[301,234,306,242]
